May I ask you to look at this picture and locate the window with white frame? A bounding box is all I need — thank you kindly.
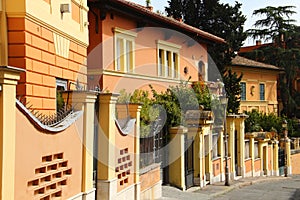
[114,28,137,73]
[157,40,180,78]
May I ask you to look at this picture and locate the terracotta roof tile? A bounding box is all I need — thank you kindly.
[231,55,281,71]
[109,0,225,44]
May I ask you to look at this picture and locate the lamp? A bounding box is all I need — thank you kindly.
[184,66,188,74]
[282,119,288,177]
[220,95,229,186]
[60,4,71,13]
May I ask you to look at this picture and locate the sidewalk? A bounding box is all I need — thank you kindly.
[159,176,290,200]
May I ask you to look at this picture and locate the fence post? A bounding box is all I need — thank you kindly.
[128,104,142,200]
[286,138,291,175]
[97,93,119,200]
[273,141,279,176]
[0,66,24,199]
[169,126,188,190]
[62,91,98,198]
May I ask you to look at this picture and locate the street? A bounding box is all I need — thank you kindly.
[160,175,300,200]
[215,175,300,200]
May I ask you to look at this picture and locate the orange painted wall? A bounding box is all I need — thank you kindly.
[291,153,300,174]
[213,158,221,176]
[254,159,261,172]
[15,109,84,199]
[140,166,161,192]
[87,9,208,94]
[115,116,135,192]
[8,17,87,114]
[245,159,252,173]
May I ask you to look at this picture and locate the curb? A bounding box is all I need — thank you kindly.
[210,176,291,198]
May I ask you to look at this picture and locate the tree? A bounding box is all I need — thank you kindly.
[241,6,299,117]
[223,69,243,114]
[166,0,247,74]
[246,6,296,47]
[166,0,246,113]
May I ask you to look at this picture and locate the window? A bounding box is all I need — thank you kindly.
[157,40,180,78]
[240,82,246,101]
[56,79,67,111]
[114,28,137,72]
[259,83,265,100]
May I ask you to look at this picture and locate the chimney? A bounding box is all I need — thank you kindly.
[175,17,183,22]
[146,6,153,11]
[256,40,262,46]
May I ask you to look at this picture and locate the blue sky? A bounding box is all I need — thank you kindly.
[130,0,300,45]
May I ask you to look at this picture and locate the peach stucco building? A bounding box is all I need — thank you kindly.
[230,56,281,115]
[87,0,224,94]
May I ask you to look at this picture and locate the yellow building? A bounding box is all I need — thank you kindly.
[230,56,282,115]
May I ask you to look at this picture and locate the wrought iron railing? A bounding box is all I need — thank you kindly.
[17,96,74,127]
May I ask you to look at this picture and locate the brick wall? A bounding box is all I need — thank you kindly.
[8,17,87,114]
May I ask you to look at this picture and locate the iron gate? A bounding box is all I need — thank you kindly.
[278,148,285,175]
[185,136,194,189]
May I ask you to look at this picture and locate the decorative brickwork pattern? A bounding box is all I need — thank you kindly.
[27,153,72,199]
[115,148,132,186]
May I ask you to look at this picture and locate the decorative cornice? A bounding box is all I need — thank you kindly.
[6,12,88,47]
[88,69,182,84]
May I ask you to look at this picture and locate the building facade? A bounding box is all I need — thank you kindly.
[5,0,89,114]
[230,56,281,115]
[87,0,224,94]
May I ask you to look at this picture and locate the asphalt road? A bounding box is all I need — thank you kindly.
[214,175,300,200]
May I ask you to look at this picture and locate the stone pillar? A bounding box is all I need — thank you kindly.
[268,143,273,176]
[188,127,200,186]
[62,91,98,199]
[0,66,23,199]
[236,118,245,177]
[204,131,212,183]
[219,127,224,181]
[226,116,235,179]
[97,93,119,200]
[249,137,255,177]
[200,129,206,187]
[169,126,188,191]
[190,127,206,188]
[273,141,279,176]
[286,139,292,175]
[128,104,142,200]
